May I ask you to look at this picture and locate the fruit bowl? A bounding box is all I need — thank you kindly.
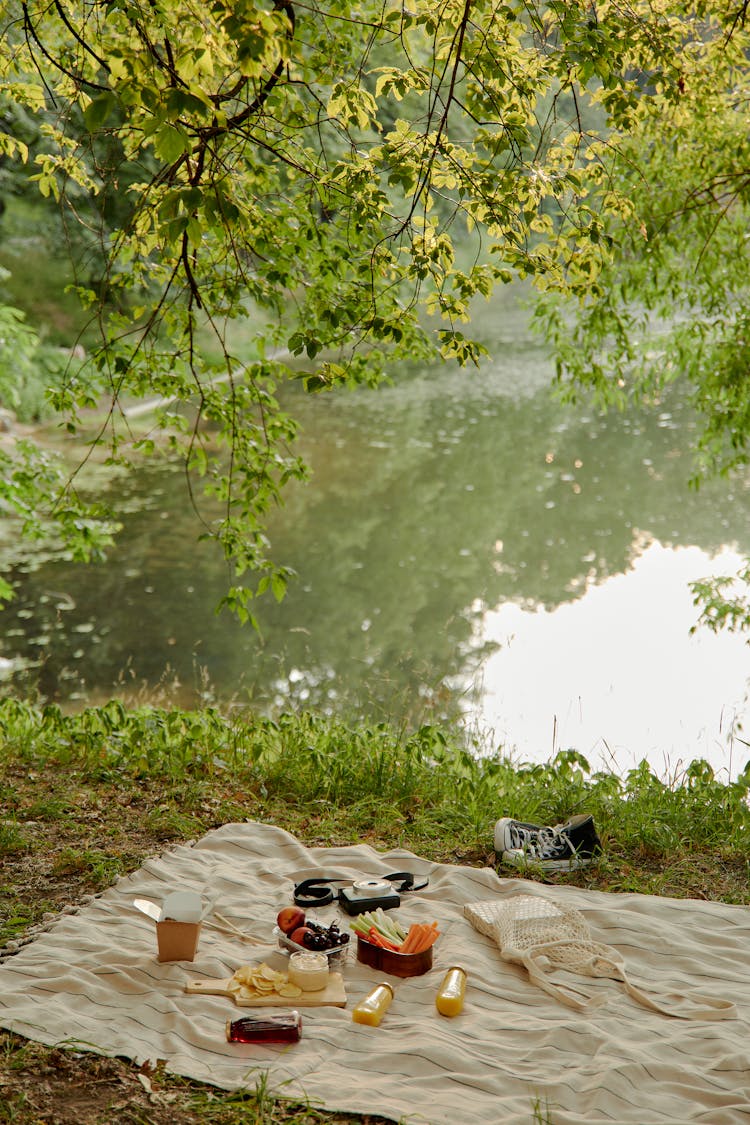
[274,927,349,970]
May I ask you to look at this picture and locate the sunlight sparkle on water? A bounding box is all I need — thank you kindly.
[471,541,750,780]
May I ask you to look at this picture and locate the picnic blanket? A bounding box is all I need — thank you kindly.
[0,819,749,1124]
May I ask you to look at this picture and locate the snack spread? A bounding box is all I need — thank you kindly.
[181,880,460,1040]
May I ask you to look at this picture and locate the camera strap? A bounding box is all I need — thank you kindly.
[293,871,428,908]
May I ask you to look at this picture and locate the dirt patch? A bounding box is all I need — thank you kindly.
[0,1041,208,1125]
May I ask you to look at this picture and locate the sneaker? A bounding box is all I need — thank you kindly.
[494,813,602,872]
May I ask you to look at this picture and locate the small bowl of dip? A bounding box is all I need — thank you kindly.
[287,951,330,992]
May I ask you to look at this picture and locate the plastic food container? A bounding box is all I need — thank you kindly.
[274,927,349,970]
[355,935,433,977]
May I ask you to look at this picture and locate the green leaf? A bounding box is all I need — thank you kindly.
[271,572,287,602]
[83,91,119,131]
[154,124,190,162]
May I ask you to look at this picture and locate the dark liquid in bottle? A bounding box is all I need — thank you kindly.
[226,1012,302,1044]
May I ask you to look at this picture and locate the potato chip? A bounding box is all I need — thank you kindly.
[228,961,302,1000]
[233,966,255,986]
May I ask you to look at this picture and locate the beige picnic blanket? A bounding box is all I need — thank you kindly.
[0,820,748,1124]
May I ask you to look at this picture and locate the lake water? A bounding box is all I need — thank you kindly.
[3,293,750,779]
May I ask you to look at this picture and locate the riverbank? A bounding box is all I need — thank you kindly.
[1,698,749,1124]
[5,316,750,781]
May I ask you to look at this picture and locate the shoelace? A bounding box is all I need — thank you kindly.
[506,823,537,849]
[509,823,568,858]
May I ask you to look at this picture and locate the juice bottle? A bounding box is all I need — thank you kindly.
[435,966,466,1017]
[226,1012,302,1043]
[352,981,394,1026]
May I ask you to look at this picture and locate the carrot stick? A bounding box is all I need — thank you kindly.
[398,924,421,954]
[397,928,412,954]
[411,927,430,953]
[401,923,428,954]
[412,923,440,953]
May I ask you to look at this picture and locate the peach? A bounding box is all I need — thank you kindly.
[290,925,313,948]
[277,906,305,935]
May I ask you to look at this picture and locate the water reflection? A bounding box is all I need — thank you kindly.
[2,293,750,776]
[459,540,750,779]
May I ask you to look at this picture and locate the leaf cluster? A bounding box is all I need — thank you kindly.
[2,1,750,610]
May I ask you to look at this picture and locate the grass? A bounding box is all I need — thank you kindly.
[2,696,750,1123]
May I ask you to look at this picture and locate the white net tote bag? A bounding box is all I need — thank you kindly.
[464,893,736,1019]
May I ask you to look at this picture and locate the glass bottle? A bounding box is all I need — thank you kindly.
[352,981,394,1026]
[226,1011,302,1043]
[435,966,467,1017]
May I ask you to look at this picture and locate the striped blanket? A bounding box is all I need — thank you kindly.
[0,821,748,1124]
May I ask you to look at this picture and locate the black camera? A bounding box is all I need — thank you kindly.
[338,879,401,915]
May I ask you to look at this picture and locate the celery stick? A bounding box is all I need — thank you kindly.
[374,907,405,943]
[350,910,405,945]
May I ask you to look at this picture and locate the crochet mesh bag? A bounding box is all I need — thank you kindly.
[464,893,736,1019]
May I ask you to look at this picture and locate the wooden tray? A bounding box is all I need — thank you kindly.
[185,973,347,1008]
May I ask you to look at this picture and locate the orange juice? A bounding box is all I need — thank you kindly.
[352,982,393,1026]
[435,966,466,1016]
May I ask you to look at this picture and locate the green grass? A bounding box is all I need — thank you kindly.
[0,821,29,857]
[2,695,750,1123]
[3,698,750,899]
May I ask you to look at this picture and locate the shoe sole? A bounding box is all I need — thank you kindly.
[500,849,596,872]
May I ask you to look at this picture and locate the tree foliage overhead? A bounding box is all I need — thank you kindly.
[536,2,750,481]
[2,1,750,621]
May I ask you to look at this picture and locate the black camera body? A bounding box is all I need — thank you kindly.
[338,880,401,915]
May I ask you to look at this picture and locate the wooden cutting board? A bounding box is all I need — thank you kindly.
[185,972,347,1008]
